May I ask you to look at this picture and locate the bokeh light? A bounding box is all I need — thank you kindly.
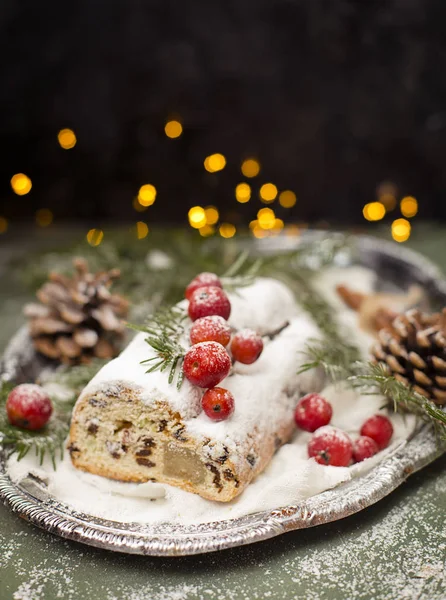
[199,225,215,237]
[272,218,285,233]
[36,208,53,227]
[235,183,251,203]
[133,197,148,212]
[219,223,236,238]
[58,128,77,150]
[204,153,226,173]
[188,206,206,228]
[257,207,276,229]
[379,193,397,211]
[259,183,278,203]
[391,218,411,242]
[0,217,8,234]
[138,184,157,207]
[11,173,32,196]
[204,206,219,225]
[400,196,418,218]
[363,202,386,221]
[136,221,149,239]
[86,228,104,247]
[241,158,260,178]
[279,190,297,208]
[164,120,183,139]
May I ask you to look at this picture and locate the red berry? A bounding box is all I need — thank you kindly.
[201,387,235,421]
[360,414,393,450]
[308,426,353,467]
[230,329,264,364]
[185,272,222,300]
[190,316,231,347]
[6,384,53,431]
[183,341,231,388]
[353,436,379,462]
[188,286,231,321]
[294,393,333,432]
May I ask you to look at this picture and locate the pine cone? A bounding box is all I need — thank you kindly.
[371,308,446,405]
[24,258,129,364]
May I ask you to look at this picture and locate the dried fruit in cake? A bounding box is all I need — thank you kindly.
[294,393,333,432]
[183,341,231,388]
[188,286,231,321]
[6,384,53,431]
[190,315,231,346]
[360,415,393,450]
[308,426,353,467]
[202,387,235,421]
[185,272,222,300]
[352,436,379,462]
[230,329,264,364]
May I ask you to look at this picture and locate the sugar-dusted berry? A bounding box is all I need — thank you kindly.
[294,393,333,432]
[360,414,393,450]
[190,315,231,347]
[6,384,53,431]
[188,286,231,321]
[183,341,231,388]
[185,272,222,300]
[308,426,353,467]
[201,387,235,421]
[230,329,263,364]
[353,436,379,462]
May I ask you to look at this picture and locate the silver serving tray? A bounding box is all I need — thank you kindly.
[1,234,446,556]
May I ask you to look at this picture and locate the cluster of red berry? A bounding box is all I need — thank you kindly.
[294,393,394,466]
[183,272,264,421]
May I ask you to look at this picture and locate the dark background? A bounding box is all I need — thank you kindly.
[1,0,446,226]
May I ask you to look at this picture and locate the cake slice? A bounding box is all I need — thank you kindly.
[68,277,321,502]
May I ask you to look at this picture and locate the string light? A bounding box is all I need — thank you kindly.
[136,221,149,239]
[204,154,226,173]
[257,207,276,229]
[204,206,219,225]
[86,228,104,247]
[0,217,8,234]
[241,158,260,178]
[259,183,278,203]
[199,225,215,237]
[279,190,297,208]
[164,120,183,139]
[188,206,206,228]
[58,128,77,149]
[400,196,418,218]
[11,173,32,196]
[219,223,236,238]
[235,183,251,203]
[363,202,386,221]
[138,184,157,207]
[391,218,411,243]
[36,208,53,227]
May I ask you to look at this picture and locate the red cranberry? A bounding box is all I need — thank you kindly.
[230,329,264,364]
[353,436,379,462]
[183,341,231,388]
[294,393,333,432]
[185,272,222,300]
[6,384,53,431]
[360,415,393,450]
[188,286,231,321]
[201,387,235,421]
[190,315,231,347]
[308,426,353,467]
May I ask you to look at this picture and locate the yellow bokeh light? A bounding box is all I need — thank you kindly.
[285,224,300,237]
[204,153,226,173]
[164,120,183,139]
[136,221,149,239]
[0,217,8,234]
[279,190,297,208]
[204,206,219,225]
[379,193,397,211]
[138,184,157,207]
[36,208,53,227]
[400,196,418,218]
[257,207,276,229]
[199,225,215,237]
[11,173,32,196]
[58,128,77,150]
[252,224,267,239]
[241,158,260,178]
[273,218,284,231]
[219,223,236,238]
[86,228,104,247]
[249,219,258,230]
[363,202,386,221]
[259,183,278,203]
[133,197,148,212]
[235,183,251,203]
[391,218,411,243]
[188,206,206,229]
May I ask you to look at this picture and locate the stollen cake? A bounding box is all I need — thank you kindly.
[68,277,321,502]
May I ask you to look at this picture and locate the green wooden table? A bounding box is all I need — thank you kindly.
[1,226,445,600]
